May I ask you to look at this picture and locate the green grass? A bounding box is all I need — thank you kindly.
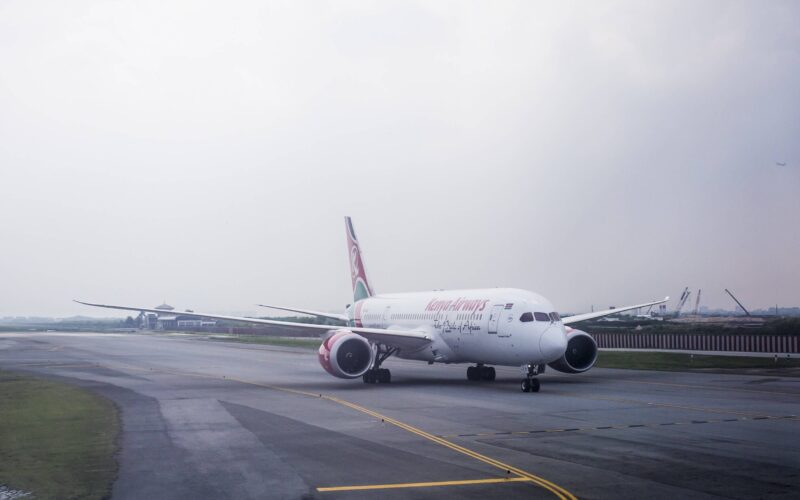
[596,351,800,373]
[208,335,320,349]
[0,370,120,499]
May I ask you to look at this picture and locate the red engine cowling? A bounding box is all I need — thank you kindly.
[547,329,598,374]
[318,330,375,379]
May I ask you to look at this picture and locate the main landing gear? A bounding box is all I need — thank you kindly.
[363,345,397,384]
[466,364,496,381]
[521,364,542,393]
[363,368,391,384]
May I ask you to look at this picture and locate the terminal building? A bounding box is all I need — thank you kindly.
[141,303,216,330]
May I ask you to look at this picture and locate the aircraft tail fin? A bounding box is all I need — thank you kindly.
[345,217,374,302]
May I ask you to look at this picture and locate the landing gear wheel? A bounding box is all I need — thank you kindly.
[363,345,398,384]
[521,363,541,393]
[363,368,391,384]
[468,365,494,381]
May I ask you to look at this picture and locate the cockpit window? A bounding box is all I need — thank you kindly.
[520,312,534,322]
[549,312,560,322]
[533,312,550,321]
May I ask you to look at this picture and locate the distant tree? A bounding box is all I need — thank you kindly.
[124,316,135,327]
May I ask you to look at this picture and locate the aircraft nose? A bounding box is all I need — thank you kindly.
[539,326,567,362]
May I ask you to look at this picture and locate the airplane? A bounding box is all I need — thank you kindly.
[76,217,667,393]
[776,161,787,166]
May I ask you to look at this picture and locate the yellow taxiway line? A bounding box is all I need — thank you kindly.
[321,395,576,500]
[107,362,576,499]
[317,476,533,492]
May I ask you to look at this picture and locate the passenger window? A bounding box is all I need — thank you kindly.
[534,312,550,322]
[520,312,534,322]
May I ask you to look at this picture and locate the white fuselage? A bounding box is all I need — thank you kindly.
[352,288,568,366]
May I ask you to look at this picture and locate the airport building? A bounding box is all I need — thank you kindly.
[142,303,216,330]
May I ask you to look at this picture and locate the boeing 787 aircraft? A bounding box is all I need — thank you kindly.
[78,217,666,392]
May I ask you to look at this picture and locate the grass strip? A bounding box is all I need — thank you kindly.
[0,370,120,499]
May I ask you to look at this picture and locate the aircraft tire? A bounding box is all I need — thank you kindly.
[467,366,478,381]
[482,367,496,381]
[378,369,391,383]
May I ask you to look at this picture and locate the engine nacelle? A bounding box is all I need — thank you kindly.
[318,330,375,379]
[547,329,598,374]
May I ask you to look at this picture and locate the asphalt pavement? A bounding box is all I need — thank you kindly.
[1,331,798,499]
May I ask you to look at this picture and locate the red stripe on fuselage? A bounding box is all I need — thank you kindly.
[354,301,365,327]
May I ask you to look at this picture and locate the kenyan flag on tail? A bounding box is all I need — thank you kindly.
[345,216,374,303]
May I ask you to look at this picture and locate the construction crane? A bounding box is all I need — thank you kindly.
[674,287,691,317]
[693,289,702,316]
[724,288,751,317]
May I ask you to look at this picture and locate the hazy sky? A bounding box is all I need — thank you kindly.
[1,1,798,317]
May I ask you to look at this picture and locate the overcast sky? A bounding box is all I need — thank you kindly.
[1,1,798,317]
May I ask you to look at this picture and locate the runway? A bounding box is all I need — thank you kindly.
[1,331,798,499]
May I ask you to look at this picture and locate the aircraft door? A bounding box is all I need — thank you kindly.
[487,305,503,334]
[382,306,392,328]
[498,307,513,337]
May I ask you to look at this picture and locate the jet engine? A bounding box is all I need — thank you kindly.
[547,329,598,373]
[318,330,375,379]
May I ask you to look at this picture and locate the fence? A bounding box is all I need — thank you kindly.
[593,332,800,353]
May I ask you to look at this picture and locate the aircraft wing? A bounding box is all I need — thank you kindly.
[562,297,669,325]
[256,303,348,322]
[74,300,431,351]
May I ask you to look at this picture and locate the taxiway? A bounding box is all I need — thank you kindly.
[0,332,798,499]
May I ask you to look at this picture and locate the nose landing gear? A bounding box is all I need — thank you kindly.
[521,377,540,392]
[521,364,543,393]
[466,364,496,381]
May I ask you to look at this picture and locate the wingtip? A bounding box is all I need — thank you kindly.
[74,300,99,307]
